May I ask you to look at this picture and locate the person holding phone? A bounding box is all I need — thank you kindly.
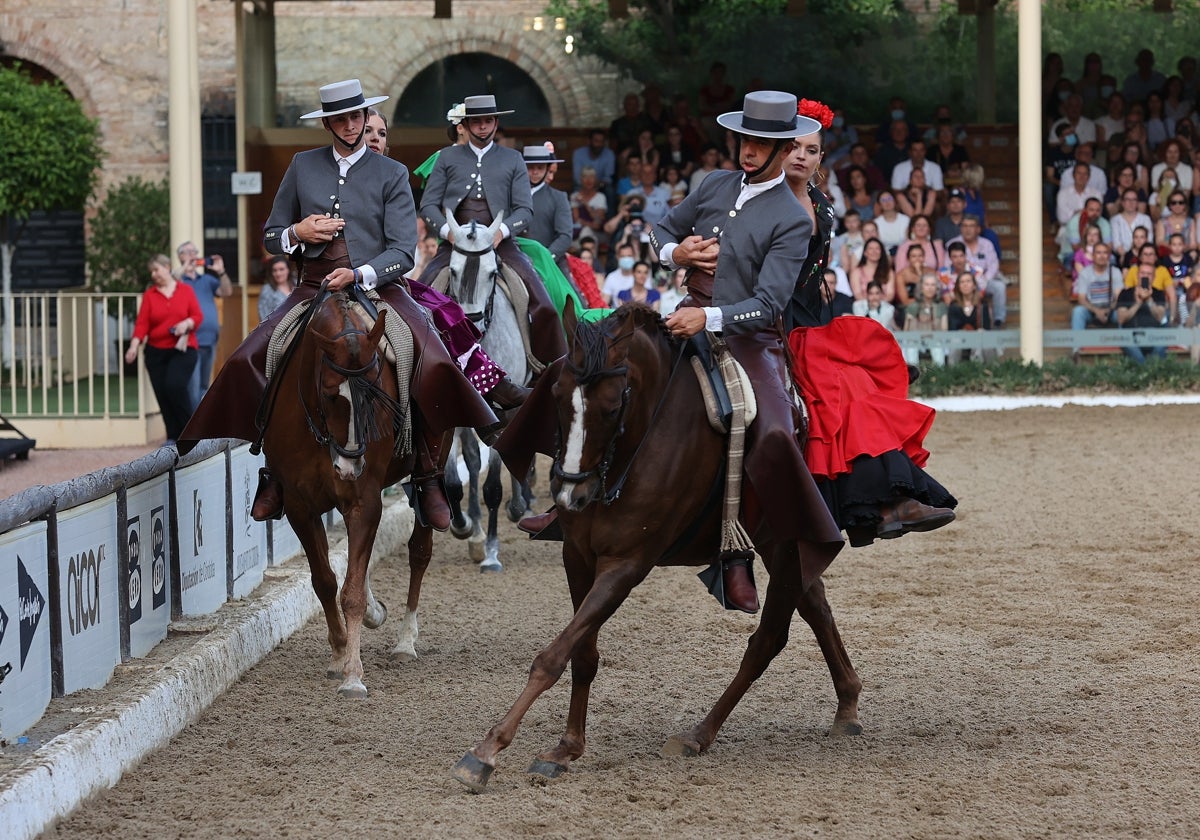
[1116,242,1171,362]
[175,240,232,407]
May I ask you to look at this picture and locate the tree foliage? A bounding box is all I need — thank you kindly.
[85,177,170,295]
[0,64,102,245]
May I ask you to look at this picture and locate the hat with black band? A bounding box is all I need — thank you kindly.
[462,94,515,117]
[300,79,388,120]
[522,145,564,164]
[716,90,820,139]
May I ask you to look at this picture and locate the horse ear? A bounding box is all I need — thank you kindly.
[486,211,505,240]
[311,326,338,357]
[444,207,461,238]
[562,295,579,337]
[367,309,386,347]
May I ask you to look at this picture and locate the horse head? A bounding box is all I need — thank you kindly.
[307,293,391,482]
[444,207,505,324]
[551,299,674,511]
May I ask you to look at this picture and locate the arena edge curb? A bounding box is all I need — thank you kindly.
[0,502,412,840]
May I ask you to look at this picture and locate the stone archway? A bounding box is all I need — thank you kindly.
[393,53,552,127]
[387,30,586,127]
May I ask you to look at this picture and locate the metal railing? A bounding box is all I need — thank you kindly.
[892,327,1200,356]
[2,291,146,419]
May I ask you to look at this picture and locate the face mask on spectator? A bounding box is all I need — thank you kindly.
[1100,85,1115,98]
[891,109,905,121]
[1064,133,1078,147]
[618,256,635,271]
[832,115,845,129]
[1058,90,1071,102]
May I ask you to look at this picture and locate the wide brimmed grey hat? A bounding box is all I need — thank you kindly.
[462,94,514,117]
[522,145,564,164]
[716,91,820,139]
[300,79,388,120]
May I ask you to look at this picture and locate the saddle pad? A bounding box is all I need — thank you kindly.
[691,353,757,435]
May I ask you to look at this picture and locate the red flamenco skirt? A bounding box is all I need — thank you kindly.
[788,316,935,481]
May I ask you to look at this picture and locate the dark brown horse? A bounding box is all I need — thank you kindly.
[262,289,431,697]
[452,301,862,790]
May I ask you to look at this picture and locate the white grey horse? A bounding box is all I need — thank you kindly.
[440,210,534,572]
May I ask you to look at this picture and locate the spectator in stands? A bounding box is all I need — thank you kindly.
[1114,139,1151,192]
[948,215,1006,327]
[601,193,643,251]
[895,214,945,273]
[874,96,920,145]
[1071,241,1119,333]
[936,188,968,243]
[602,241,636,305]
[1180,56,1200,102]
[689,144,721,193]
[1160,232,1194,312]
[1043,52,1066,118]
[929,123,969,183]
[1044,123,1078,223]
[823,105,858,165]
[897,168,938,218]
[697,61,737,139]
[1123,48,1167,104]
[938,240,976,301]
[659,266,687,315]
[1094,91,1127,148]
[1152,140,1193,197]
[639,83,668,142]
[923,104,968,145]
[833,209,864,270]
[1076,52,1106,116]
[1116,243,1171,363]
[1144,92,1176,153]
[609,93,648,156]
[1072,223,1105,286]
[1162,75,1193,123]
[843,166,876,223]
[1105,164,1149,218]
[258,255,294,322]
[1048,93,1097,150]
[947,271,990,363]
[1073,143,1108,194]
[175,241,232,406]
[1155,189,1194,250]
[1057,162,1104,226]
[850,237,893,301]
[817,163,847,220]
[960,163,990,226]
[890,138,945,193]
[852,280,896,332]
[412,234,439,279]
[659,125,696,180]
[821,267,855,318]
[615,260,660,310]
[872,189,910,254]
[838,142,888,192]
[630,128,661,176]
[125,254,202,446]
[660,163,688,207]
[1057,197,1111,272]
[1118,225,1151,269]
[904,272,949,367]
[874,119,911,183]
[893,243,924,317]
[572,129,616,194]
[668,95,705,157]
[1111,188,1154,264]
[1149,166,1183,221]
[570,165,608,242]
[1124,239,1176,316]
[627,159,671,225]
[615,153,641,197]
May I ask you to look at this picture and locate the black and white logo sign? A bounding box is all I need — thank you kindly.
[151,507,166,610]
[66,545,104,637]
[18,555,46,668]
[193,489,204,556]
[127,522,142,623]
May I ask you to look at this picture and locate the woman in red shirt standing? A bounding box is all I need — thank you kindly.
[125,254,203,446]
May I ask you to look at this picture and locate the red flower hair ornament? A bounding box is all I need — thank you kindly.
[798,99,834,131]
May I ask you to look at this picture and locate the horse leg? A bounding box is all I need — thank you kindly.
[505,471,528,523]
[445,430,472,539]
[391,522,432,663]
[479,448,503,572]
[289,510,348,680]
[362,531,388,630]
[452,559,652,792]
[463,430,486,562]
[795,575,863,736]
[662,544,798,757]
[528,543,599,779]
[335,493,384,698]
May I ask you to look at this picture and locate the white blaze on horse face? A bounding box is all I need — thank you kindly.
[556,386,587,507]
[332,380,363,480]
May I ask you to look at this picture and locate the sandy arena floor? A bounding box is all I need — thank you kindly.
[42,406,1200,839]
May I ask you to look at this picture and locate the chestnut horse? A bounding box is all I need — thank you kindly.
[451,301,862,791]
[261,288,431,697]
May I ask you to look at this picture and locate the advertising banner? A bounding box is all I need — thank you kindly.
[229,446,267,599]
[174,457,228,616]
[56,496,121,695]
[0,522,50,739]
[125,475,172,657]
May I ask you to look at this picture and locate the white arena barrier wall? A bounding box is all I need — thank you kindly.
[0,440,293,741]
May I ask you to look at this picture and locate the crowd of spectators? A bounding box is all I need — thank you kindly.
[556,67,1008,350]
[1046,48,1200,361]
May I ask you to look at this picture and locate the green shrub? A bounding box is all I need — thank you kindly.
[912,355,1200,398]
[85,176,169,295]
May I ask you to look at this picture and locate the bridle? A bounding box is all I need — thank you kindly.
[450,220,501,329]
[301,316,387,461]
[552,338,687,506]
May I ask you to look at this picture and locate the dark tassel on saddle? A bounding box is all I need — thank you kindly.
[347,373,409,455]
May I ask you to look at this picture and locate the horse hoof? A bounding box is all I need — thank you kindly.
[479,560,503,574]
[527,758,568,779]
[506,504,527,524]
[468,539,485,563]
[661,734,702,757]
[390,647,417,663]
[829,719,864,737]
[326,668,342,680]
[337,679,368,699]
[449,517,474,540]
[363,600,388,630]
[451,751,495,793]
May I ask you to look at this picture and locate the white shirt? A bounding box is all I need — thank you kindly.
[602,269,635,304]
[281,144,377,288]
[659,172,787,334]
[1047,116,1097,146]
[889,159,945,191]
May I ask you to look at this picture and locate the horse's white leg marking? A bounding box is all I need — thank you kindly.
[390,608,420,662]
[555,387,586,508]
[332,381,362,480]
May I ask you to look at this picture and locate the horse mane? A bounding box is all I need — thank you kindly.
[568,302,676,385]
